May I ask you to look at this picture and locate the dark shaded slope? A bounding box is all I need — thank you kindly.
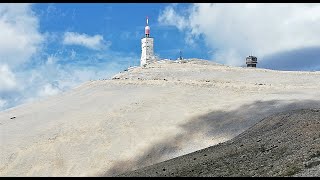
[119,109,320,177]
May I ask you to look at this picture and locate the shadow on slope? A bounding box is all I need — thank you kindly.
[101,99,320,176]
[121,108,320,177]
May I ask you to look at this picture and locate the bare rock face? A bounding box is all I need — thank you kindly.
[119,109,320,177]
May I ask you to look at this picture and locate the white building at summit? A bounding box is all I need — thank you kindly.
[140,16,155,67]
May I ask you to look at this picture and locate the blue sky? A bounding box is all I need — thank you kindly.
[1,3,320,111]
[33,3,210,64]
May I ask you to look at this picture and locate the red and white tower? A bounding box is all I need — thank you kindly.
[141,16,155,66]
[145,16,150,37]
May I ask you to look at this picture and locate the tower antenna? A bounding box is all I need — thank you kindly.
[146,16,148,25]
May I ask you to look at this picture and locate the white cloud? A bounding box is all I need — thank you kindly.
[0,64,17,92]
[0,4,134,112]
[1,50,136,112]
[0,3,46,111]
[0,3,44,67]
[0,98,7,110]
[63,32,110,50]
[70,49,76,59]
[158,4,188,31]
[158,3,320,66]
[38,83,61,97]
[46,55,57,65]
[5,51,137,109]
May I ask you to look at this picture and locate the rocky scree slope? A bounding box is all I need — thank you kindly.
[119,109,320,177]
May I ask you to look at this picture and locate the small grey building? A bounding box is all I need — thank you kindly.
[246,56,258,67]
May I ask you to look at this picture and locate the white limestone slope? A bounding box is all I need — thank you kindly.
[1,59,320,176]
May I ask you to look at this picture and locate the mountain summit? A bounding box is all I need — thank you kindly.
[1,59,320,176]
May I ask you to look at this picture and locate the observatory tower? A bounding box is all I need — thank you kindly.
[140,16,155,67]
[246,55,258,67]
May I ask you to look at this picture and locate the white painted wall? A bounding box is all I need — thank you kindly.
[141,37,154,66]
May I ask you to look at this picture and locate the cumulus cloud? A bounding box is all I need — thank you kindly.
[158,4,188,31]
[46,55,57,65]
[0,98,7,109]
[0,4,45,111]
[38,83,61,97]
[70,49,76,60]
[2,52,136,110]
[0,3,44,67]
[158,3,320,68]
[0,64,17,92]
[0,4,133,112]
[63,32,110,50]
